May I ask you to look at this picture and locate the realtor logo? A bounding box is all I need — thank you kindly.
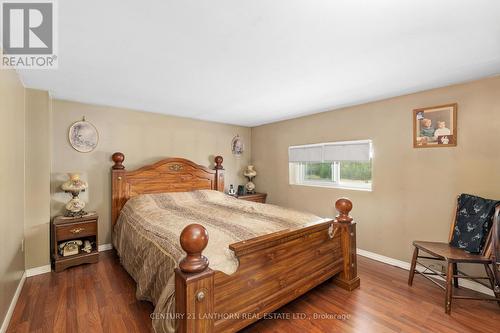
[1,0,57,68]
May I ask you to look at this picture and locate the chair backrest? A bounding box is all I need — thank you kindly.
[491,206,500,261]
[448,194,500,255]
[491,206,500,289]
[448,197,459,243]
[480,204,500,258]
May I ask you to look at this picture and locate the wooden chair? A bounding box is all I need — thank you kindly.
[408,198,500,314]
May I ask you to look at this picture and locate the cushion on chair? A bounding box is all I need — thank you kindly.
[450,194,499,253]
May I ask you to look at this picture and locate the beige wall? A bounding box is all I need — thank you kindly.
[50,100,251,247]
[0,70,26,326]
[13,74,500,278]
[252,76,500,264]
[24,89,51,269]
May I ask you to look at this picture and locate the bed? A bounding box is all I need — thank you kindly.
[111,152,360,333]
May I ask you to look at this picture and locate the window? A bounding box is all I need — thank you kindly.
[289,140,372,190]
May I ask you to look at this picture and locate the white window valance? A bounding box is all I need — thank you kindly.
[289,140,371,163]
[288,145,323,163]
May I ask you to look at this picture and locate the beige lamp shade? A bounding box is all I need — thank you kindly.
[243,165,257,178]
[61,173,88,193]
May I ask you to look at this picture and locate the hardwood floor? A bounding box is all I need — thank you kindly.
[7,251,499,333]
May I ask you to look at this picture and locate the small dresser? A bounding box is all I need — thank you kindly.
[51,213,99,272]
[236,192,267,203]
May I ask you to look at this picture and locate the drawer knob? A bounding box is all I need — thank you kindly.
[70,227,85,234]
[196,290,205,302]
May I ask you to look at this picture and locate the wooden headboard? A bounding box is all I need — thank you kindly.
[111,152,224,226]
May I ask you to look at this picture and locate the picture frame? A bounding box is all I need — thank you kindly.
[237,185,245,196]
[231,134,244,157]
[413,103,457,148]
[68,117,99,153]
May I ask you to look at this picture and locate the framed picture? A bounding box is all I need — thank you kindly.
[231,134,244,157]
[413,103,457,148]
[68,118,99,153]
[237,185,245,196]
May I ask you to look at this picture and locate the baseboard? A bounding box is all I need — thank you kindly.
[25,265,51,277]
[25,244,113,278]
[0,272,26,333]
[98,243,113,251]
[357,248,494,296]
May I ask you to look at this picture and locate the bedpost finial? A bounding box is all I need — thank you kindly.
[214,155,223,169]
[112,152,125,170]
[335,198,353,223]
[179,224,209,273]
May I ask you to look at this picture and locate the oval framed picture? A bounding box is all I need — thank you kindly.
[231,134,244,157]
[68,120,99,153]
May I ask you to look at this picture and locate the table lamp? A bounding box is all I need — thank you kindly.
[243,165,257,194]
[61,173,88,217]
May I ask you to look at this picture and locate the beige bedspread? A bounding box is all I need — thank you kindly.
[112,190,322,333]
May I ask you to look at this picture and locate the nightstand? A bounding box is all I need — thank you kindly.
[236,192,267,203]
[51,213,99,272]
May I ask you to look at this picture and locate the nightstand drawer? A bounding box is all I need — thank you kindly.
[241,196,265,203]
[237,193,267,203]
[56,221,97,241]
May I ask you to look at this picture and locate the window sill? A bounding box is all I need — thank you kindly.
[289,182,372,192]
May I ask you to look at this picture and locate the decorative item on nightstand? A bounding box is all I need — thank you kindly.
[243,165,257,194]
[59,240,82,256]
[62,173,88,217]
[237,185,245,196]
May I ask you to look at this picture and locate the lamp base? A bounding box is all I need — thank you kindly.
[64,210,87,218]
[245,181,256,194]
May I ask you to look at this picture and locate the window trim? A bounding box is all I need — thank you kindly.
[290,181,373,192]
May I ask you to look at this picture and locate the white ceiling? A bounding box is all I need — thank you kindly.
[19,0,500,126]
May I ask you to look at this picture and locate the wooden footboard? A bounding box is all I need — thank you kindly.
[175,199,359,333]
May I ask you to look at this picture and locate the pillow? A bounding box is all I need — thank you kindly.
[449,194,499,253]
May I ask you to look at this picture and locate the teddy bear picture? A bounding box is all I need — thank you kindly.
[413,104,457,148]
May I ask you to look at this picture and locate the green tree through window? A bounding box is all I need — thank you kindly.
[340,161,372,182]
[304,163,332,181]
